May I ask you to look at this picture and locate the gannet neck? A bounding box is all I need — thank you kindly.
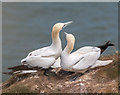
[64,40,75,54]
[52,30,61,44]
[64,33,75,54]
[51,23,64,45]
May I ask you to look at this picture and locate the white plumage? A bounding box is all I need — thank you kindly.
[91,60,113,68]
[21,21,73,69]
[60,33,113,72]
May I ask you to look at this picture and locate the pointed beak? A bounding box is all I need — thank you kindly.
[62,21,73,29]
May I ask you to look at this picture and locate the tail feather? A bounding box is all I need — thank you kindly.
[91,60,113,68]
[104,41,115,46]
[97,41,115,54]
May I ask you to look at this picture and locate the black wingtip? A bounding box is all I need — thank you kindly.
[108,43,115,46]
[105,41,110,45]
[97,41,115,54]
[105,41,115,46]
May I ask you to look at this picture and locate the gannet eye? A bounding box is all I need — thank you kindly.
[29,53,32,56]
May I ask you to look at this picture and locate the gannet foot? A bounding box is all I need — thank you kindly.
[44,69,49,76]
[59,70,75,75]
[55,67,61,74]
[43,67,56,76]
[84,66,92,74]
[70,73,84,81]
[44,70,56,76]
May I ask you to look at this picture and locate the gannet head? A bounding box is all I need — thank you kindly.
[52,21,73,33]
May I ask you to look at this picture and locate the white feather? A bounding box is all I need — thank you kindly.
[61,33,102,71]
[91,60,113,68]
[21,21,72,69]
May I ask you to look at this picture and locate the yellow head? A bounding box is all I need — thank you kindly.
[52,23,64,33]
[52,21,73,33]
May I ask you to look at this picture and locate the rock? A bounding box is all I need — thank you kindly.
[2,53,119,93]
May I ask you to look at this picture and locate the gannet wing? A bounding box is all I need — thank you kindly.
[27,46,49,57]
[72,46,98,55]
[41,51,58,58]
[91,60,113,68]
[28,46,58,58]
[26,55,56,68]
[72,51,100,70]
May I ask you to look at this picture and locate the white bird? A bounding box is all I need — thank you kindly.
[60,32,114,72]
[21,21,73,69]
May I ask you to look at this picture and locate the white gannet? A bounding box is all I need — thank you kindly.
[3,21,72,75]
[21,21,73,69]
[60,32,114,72]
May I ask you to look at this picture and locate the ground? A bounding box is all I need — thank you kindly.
[2,53,119,93]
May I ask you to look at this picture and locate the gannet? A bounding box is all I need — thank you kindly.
[60,32,114,72]
[3,21,72,75]
[21,21,73,69]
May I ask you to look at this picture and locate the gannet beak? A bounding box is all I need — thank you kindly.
[62,21,73,29]
[64,32,68,35]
